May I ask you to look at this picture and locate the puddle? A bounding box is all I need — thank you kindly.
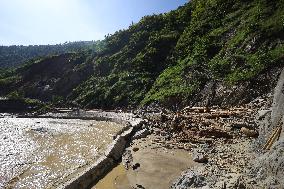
[0,117,125,189]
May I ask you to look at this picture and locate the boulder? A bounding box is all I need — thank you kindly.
[240,127,259,138]
[132,163,140,170]
[133,147,139,152]
[192,151,208,163]
[171,170,207,189]
[134,184,145,189]
[251,138,284,187]
[257,109,272,120]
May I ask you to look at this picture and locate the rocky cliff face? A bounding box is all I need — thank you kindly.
[249,68,284,188]
[189,66,284,108]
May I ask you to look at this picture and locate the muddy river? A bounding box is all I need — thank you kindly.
[0,116,125,189]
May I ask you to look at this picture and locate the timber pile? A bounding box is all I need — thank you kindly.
[150,106,259,149]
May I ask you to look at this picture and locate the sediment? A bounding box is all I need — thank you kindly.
[54,113,144,189]
[111,69,284,188]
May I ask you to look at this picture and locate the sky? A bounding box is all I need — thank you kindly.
[0,0,188,46]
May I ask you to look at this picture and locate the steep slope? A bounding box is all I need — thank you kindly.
[68,5,192,108]
[144,0,284,107]
[0,0,283,110]
[70,0,284,109]
[0,53,94,103]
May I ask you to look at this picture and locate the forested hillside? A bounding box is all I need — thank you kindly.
[1,0,283,110]
[0,41,103,68]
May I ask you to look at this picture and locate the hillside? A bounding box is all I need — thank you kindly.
[0,52,94,105]
[0,41,103,68]
[70,0,284,109]
[0,1,284,188]
[0,0,283,110]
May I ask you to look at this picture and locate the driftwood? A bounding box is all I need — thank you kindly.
[199,128,233,139]
[182,106,252,118]
[156,106,256,144]
[263,126,282,150]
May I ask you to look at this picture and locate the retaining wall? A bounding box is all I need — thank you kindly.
[56,119,143,189]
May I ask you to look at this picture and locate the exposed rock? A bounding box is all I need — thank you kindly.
[133,147,139,152]
[192,151,208,163]
[132,129,150,140]
[214,174,249,189]
[31,127,48,133]
[251,138,284,188]
[132,163,140,170]
[135,184,145,189]
[128,71,283,189]
[240,127,259,138]
[244,68,284,188]
[171,170,207,189]
[201,66,281,107]
[257,109,272,120]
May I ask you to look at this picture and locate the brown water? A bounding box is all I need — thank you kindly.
[0,117,125,189]
[93,134,195,189]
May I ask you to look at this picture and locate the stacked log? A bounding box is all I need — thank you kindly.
[151,106,258,147]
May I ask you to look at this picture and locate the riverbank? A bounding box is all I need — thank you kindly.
[93,133,195,189]
[92,96,271,188]
[1,89,283,189]
[95,130,256,189]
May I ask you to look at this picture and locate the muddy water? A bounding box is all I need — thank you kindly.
[0,117,125,189]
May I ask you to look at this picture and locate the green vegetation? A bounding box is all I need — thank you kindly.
[0,75,19,85]
[0,0,283,109]
[0,41,104,68]
[70,0,283,108]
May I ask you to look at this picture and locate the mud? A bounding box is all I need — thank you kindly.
[93,164,130,189]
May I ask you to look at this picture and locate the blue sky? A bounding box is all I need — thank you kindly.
[0,0,188,46]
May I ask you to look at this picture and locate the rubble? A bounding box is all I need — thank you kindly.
[192,151,208,163]
[240,127,258,138]
[132,128,150,140]
[170,170,208,189]
[146,105,258,147]
[141,95,272,188]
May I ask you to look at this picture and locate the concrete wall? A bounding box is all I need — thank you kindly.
[56,119,142,189]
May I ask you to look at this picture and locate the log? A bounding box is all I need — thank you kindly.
[263,126,282,150]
